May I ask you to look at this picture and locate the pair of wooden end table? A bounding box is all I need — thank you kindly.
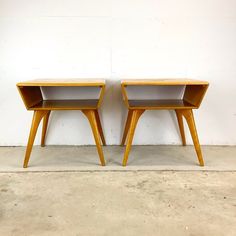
[17,79,209,168]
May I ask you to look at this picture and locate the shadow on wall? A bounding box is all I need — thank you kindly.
[102,79,125,144]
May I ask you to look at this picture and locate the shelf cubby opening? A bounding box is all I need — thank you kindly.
[121,80,209,110]
[17,82,105,110]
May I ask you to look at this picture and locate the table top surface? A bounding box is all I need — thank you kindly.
[17,79,106,87]
[121,79,209,86]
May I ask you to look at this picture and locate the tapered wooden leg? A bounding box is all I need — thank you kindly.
[82,110,106,166]
[24,110,48,168]
[181,109,204,166]
[121,109,133,146]
[41,111,51,147]
[122,109,145,166]
[94,109,106,146]
[175,110,186,146]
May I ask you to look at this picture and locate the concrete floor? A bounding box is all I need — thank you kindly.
[0,146,236,235]
[0,145,236,171]
[0,171,236,236]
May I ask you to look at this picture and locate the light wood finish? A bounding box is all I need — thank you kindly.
[180,109,204,166]
[17,79,105,110]
[122,109,145,166]
[175,110,186,146]
[121,110,134,146]
[17,79,106,87]
[24,110,49,168]
[128,99,195,110]
[121,79,209,86]
[121,79,209,110]
[30,99,99,110]
[82,110,106,166]
[94,110,106,146]
[17,79,106,167]
[121,79,209,166]
[41,111,51,147]
[97,83,106,108]
[183,84,208,108]
[17,86,43,109]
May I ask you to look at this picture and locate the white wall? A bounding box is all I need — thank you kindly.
[0,0,236,146]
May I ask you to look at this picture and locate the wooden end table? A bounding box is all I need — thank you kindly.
[121,79,209,166]
[17,79,106,168]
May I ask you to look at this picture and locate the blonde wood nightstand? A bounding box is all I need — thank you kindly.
[17,79,106,168]
[121,79,209,166]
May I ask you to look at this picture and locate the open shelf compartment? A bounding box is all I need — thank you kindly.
[121,79,209,110]
[128,99,195,110]
[17,79,105,110]
[29,99,99,110]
